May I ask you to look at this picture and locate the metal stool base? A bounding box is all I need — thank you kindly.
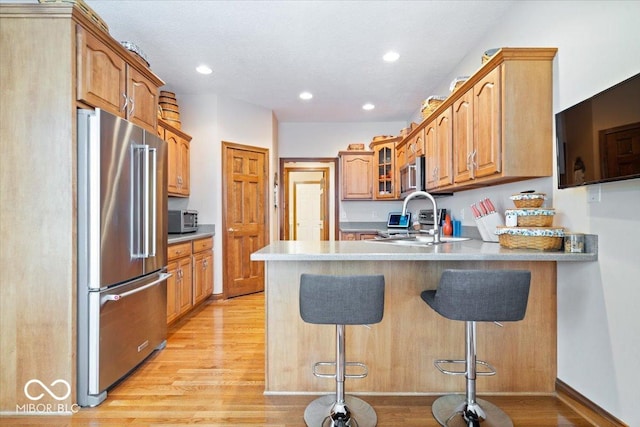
[432,394,513,427]
[304,395,377,427]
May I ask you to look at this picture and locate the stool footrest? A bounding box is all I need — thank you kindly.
[312,361,369,379]
[434,359,497,376]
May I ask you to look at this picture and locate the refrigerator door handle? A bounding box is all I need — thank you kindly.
[148,146,157,257]
[101,273,171,305]
[142,144,150,258]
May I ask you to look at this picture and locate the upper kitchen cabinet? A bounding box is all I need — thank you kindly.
[449,48,557,188]
[370,137,400,200]
[340,150,374,200]
[77,26,163,133]
[158,119,192,197]
[417,47,557,191]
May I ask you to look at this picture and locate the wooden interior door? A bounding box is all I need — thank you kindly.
[222,142,268,298]
[281,164,332,241]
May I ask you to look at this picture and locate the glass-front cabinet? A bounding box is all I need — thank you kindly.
[370,137,400,200]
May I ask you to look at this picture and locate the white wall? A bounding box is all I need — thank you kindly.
[175,93,277,294]
[279,121,407,222]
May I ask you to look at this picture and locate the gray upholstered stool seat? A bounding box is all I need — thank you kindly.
[421,269,531,427]
[300,274,385,427]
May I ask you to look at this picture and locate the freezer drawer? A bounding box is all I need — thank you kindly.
[88,272,168,395]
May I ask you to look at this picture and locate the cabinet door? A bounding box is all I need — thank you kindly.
[77,27,126,116]
[127,66,158,133]
[178,257,193,316]
[424,121,438,189]
[373,143,395,199]
[193,249,214,303]
[166,260,179,324]
[203,250,214,298]
[436,106,453,187]
[473,66,502,178]
[165,130,180,194]
[178,137,190,195]
[453,90,474,183]
[340,153,373,199]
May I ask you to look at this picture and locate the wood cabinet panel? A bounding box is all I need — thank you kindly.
[77,27,127,115]
[77,27,160,133]
[424,121,438,189]
[435,106,453,187]
[178,256,193,316]
[473,66,502,178]
[453,90,474,183]
[127,66,158,132]
[340,152,374,199]
[160,120,191,197]
[265,260,557,394]
[193,249,213,304]
[370,139,399,199]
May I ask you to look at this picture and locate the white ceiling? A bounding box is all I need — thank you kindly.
[89,1,514,122]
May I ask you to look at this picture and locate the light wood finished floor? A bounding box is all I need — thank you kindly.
[1,293,599,426]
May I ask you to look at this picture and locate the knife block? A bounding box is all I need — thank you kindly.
[475,212,503,242]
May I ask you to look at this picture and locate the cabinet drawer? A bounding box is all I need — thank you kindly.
[192,237,213,253]
[168,242,192,260]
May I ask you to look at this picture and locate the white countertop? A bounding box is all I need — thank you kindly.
[168,224,215,244]
[251,237,598,262]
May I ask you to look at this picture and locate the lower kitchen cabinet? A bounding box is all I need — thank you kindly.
[340,231,379,241]
[192,237,214,305]
[167,236,214,324]
[167,242,193,324]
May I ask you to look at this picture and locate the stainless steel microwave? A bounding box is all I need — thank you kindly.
[168,210,198,234]
[399,155,425,198]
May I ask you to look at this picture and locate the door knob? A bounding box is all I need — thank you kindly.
[228,228,235,232]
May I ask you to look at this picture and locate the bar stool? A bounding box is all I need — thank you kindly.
[299,273,385,427]
[421,269,531,427]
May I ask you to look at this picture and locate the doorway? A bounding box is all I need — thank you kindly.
[280,158,339,241]
[222,141,269,298]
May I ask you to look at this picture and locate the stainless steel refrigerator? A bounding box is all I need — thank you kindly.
[77,108,169,407]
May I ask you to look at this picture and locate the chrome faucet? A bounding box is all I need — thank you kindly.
[402,191,440,243]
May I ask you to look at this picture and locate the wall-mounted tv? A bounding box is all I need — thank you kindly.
[555,73,640,189]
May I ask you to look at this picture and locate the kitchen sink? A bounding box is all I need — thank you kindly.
[367,235,471,246]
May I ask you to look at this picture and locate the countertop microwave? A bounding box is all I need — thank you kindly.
[400,155,426,198]
[168,210,198,234]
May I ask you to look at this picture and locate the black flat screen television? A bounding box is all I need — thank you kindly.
[555,73,640,188]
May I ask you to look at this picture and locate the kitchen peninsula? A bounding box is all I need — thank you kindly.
[251,239,597,395]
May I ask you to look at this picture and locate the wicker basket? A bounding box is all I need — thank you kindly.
[421,96,446,119]
[162,109,180,121]
[482,48,500,64]
[496,226,564,251]
[449,76,469,92]
[498,234,562,250]
[510,192,546,208]
[506,208,555,227]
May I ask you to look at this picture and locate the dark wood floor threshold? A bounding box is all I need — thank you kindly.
[555,379,627,427]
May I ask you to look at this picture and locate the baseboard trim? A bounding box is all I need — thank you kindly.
[556,379,627,427]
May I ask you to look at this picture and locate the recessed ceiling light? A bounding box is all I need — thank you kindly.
[383,51,400,62]
[362,103,375,111]
[196,65,213,75]
[299,91,313,100]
